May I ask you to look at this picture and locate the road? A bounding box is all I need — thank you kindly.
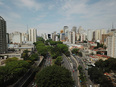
[74,55,94,87]
[62,54,79,87]
[44,54,52,67]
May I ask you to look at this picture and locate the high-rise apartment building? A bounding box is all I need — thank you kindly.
[28,28,37,43]
[107,33,116,58]
[95,29,106,42]
[0,16,7,53]
[72,26,77,33]
[72,31,76,44]
[52,31,56,41]
[78,26,84,34]
[87,29,93,41]
[9,31,22,44]
[22,33,29,43]
[68,31,75,44]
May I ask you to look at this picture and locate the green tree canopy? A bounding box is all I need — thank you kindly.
[55,56,63,66]
[71,48,79,55]
[5,57,18,63]
[0,60,30,86]
[36,65,74,87]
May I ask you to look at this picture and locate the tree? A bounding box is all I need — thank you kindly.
[88,67,103,83]
[50,46,62,59]
[57,44,68,53]
[29,53,39,63]
[5,57,18,63]
[71,48,79,55]
[0,60,30,86]
[50,41,57,46]
[37,37,45,42]
[37,46,48,57]
[64,51,70,57]
[55,56,63,66]
[21,50,29,60]
[56,41,63,44]
[35,65,74,87]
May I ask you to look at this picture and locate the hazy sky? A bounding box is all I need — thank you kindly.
[0,0,116,35]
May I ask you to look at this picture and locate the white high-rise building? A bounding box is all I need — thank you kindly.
[9,31,22,44]
[107,33,116,58]
[72,26,77,33]
[22,33,28,43]
[68,31,71,43]
[80,34,86,42]
[28,28,37,43]
[72,31,75,44]
[95,29,106,41]
[78,26,84,34]
[87,29,93,41]
[41,33,47,40]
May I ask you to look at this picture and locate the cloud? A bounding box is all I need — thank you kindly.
[13,0,43,11]
[0,1,3,5]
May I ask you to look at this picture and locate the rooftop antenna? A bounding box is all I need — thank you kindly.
[112,22,114,29]
[27,24,28,34]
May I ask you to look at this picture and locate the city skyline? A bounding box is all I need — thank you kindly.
[0,0,116,35]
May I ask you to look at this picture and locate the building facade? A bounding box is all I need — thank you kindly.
[9,31,22,44]
[107,33,116,58]
[87,29,93,41]
[28,28,37,43]
[0,16,7,53]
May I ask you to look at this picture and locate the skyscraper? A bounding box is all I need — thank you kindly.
[87,29,93,41]
[107,33,116,58]
[71,26,77,33]
[95,29,106,42]
[63,26,68,33]
[0,16,7,53]
[28,28,37,43]
[78,26,84,34]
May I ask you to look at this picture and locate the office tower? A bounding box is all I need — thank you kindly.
[63,26,68,33]
[65,29,69,41]
[71,26,77,33]
[0,16,7,53]
[78,26,84,34]
[107,33,116,58]
[60,33,65,42]
[87,29,93,41]
[28,28,37,43]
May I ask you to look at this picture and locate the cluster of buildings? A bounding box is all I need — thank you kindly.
[0,16,37,65]
[42,25,116,58]
[0,15,116,62]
